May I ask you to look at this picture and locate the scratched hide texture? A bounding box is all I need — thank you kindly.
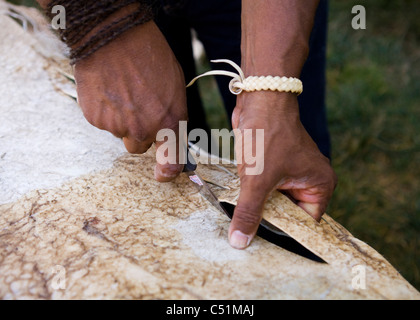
[0,1,419,300]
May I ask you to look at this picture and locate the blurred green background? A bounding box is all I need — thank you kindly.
[7,0,420,291]
[325,0,419,291]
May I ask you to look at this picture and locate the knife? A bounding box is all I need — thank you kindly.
[183,148,230,217]
[183,148,290,238]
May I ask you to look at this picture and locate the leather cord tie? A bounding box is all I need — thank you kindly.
[187,59,303,96]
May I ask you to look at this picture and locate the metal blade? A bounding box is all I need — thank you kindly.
[184,171,230,218]
[183,148,290,239]
[259,219,291,238]
[185,171,291,238]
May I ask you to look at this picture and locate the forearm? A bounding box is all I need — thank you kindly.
[241,0,320,78]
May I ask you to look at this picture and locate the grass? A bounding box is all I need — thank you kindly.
[6,0,39,7]
[325,0,420,289]
[6,0,420,291]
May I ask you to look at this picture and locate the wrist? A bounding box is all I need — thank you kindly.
[237,90,300,117]
[68,4,140,51]
[241,0,319,77]
[74,20,164,72]
[241,29,309,78]
[241,45,309,79]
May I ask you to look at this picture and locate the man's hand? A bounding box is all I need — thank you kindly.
[226,0,337,249]
[74,21,188,181]
[229,92,337,249]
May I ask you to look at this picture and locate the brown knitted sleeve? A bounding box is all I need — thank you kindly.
[45,0,159,64]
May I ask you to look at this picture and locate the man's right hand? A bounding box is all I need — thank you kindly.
[74,21,188,182]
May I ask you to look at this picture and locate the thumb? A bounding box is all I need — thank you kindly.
[228,179,268,249]
[154,161,184,182]
[154,124,185,182]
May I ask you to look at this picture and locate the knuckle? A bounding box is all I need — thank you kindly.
[128,122,154,143]
[234,205,262,227]
[83,110,102,129]
[124,139,151,154]
[108,126,124,139]
[332,170,338,187]
[78,98,104,129]
[317,163,338,194]
[103,117,126,138]
[326,167,338,192]
[134,145,150,154]
[241,175,272,194]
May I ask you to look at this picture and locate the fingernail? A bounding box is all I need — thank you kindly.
[229,230,251,250]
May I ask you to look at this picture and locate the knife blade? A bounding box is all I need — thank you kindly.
[183,150,230,217]
[183,148,290,238]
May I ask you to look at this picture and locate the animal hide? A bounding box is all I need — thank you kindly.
[0,1,418,300]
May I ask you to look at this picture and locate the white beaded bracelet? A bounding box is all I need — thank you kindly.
[187,59,303,96]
